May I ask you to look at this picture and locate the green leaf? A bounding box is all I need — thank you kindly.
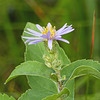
[27,76,58,93]
[42,88,69,100]
[5,61,54,84]
[19,76,58,100]
[70,65,100,80]
[19,89,57,100]
[0,93,15,100]
[61,59,100,81]
[22,22,48,63]
[56,43,70,65]
[64,80,74,100]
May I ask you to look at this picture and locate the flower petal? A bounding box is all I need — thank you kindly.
[56,23,67,34]
[41,34,48,38]
[47,31,51,38]
[48,39,53,50]
[61,25,72,33]
[22,36,42,40]
[56,38,70,44]
[54,35,61,39]
[58,29,74,36]
[24,31,37,36]
[27,28,42,36]
[47,23,51,29]
[25,39,32,43]
[36,24,44,32]
[28,40,43,45]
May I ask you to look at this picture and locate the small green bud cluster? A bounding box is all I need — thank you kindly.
[43,55,52,68]
[43,54,62,69]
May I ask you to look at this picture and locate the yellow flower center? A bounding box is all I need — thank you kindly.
[41,25,56,38]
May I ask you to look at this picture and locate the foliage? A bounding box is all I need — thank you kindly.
[5,22,100,100]
[0,0,100,99]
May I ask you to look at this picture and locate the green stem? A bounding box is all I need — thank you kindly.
[44,41,63,94]
[55,69,63,92]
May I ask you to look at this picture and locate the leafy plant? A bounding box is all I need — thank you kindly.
[5,22,100,100]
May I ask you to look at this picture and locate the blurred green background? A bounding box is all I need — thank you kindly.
[0,0,100,99]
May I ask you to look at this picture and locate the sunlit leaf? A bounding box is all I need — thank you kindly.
[61,59,100,81]
[5,61,53,84]
[19,76,58,100]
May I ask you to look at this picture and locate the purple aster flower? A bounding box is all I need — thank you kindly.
[22,23,74,50]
